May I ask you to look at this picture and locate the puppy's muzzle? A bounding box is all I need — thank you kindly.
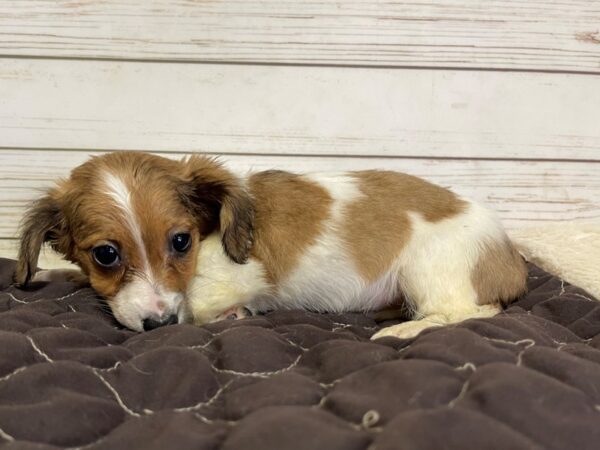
[142,314,178,331]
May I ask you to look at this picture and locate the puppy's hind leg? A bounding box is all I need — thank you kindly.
[371,206,517,341]
[371,271,500,340]
[371,240,498,340]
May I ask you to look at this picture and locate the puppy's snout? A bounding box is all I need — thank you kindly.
[142,314,178,331]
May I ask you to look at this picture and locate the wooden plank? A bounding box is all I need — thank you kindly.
[1,149,598,239]
[1,59,599,160]
[1,1,599,73]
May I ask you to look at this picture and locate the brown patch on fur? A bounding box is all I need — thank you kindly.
[472,239,528,306]
[248,171,332,284]
[343,171,466,282]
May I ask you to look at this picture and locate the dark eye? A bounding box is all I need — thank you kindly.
[172,233,191,253]
[92,245,120,268]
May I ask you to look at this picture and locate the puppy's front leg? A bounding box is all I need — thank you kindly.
[188,234,271,325]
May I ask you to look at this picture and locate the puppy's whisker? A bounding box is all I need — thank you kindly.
[192,272,222,283]
[127,268,151,284]
[187,281,221,296]
[188,281,214,294]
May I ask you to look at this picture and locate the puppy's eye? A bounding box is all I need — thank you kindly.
[92,245,120,268]
[172,233,191,253]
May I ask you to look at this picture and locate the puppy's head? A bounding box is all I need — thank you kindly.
[15,152,254,331]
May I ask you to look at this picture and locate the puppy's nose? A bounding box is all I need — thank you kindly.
[142,314,178,331]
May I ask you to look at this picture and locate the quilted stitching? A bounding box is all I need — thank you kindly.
[0,259,599,449]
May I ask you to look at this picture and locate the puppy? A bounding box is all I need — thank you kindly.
[15,151,527,339]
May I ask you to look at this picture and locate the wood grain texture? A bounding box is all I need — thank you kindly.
[1,1,600,73]
[1,58,599,160]
[1,149,598,240]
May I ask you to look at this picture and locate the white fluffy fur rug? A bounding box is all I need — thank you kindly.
[509,223,600,299]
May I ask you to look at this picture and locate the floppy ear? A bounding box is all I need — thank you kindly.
[15,190,68,285]
[179,156,254,264]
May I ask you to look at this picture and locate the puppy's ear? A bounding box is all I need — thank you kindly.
[15,189,68,285]
[179,156,254,264]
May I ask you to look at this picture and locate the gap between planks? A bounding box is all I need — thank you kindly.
[1,55,600,77]
[1,147,599,164]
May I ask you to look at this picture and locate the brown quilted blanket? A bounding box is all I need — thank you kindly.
[1,258,600,449]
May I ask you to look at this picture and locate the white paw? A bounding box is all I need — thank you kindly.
[214,305,254,321]
[370,305,501,340]
[371,319,441,340]
[469,304,501,319]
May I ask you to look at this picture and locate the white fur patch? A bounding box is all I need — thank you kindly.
[103,172,153,282]
[304,173,362,222]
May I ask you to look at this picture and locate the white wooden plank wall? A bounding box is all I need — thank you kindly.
[2,1,600,72]
[0,0,599,267]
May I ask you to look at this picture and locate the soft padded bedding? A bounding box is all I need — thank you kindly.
[1,258,600,449]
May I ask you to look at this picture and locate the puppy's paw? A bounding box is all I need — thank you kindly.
[371,319,441,340]
[371,306,501,340]
[216,306,254,321]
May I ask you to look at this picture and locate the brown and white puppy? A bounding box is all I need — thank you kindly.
[15,151,527,338]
